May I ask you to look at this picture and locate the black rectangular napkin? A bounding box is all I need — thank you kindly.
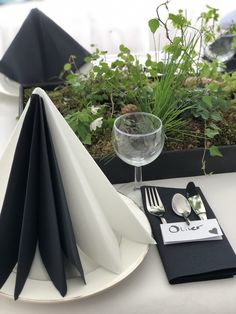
[0,94,85,299]
[0,8,90,84]
[141,186,236,284]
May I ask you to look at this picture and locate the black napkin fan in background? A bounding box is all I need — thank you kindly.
[141,186,236,284]
[0,8,90,84]
[0,94,85,300]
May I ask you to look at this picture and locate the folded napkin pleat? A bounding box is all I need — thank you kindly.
[0,94,85,299]
[37,98,67,298]
[0,100,37,290]
[41,99,85,283]
[14,102,40,299]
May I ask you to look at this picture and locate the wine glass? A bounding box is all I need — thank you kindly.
[112,112,164,189]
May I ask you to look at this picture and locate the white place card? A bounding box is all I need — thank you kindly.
[160,219,223,245]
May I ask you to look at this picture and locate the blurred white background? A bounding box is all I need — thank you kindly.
[0,0,236,57]
[0,0,236,152]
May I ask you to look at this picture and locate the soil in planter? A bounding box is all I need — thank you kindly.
[87,112,236,158]
[23,85,79,115]
[23,86,236,158]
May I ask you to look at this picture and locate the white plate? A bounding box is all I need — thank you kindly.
[0,73,19,97]
[0,194,151,303]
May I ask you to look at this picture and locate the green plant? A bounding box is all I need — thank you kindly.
[60,45,153,146]
[146,2,202,142]
[146,1,236,173]
[45,1,236,167]
[63,45,151,113]
[65,106,105,145]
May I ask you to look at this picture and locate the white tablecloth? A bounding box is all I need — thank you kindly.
[0,93,236,313]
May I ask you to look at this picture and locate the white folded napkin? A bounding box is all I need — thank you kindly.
[0,87,155,281]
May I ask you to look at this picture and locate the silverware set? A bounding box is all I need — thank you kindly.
[145,182,207,224]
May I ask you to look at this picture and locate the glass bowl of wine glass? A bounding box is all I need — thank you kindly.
[112,112,164,189]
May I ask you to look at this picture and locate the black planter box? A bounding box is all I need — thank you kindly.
[20,83,236,184]
[95,145,236,184]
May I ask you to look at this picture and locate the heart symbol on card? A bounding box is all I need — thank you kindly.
[209,228,218,235]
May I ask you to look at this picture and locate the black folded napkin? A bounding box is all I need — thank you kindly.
[0,8,90,84]
[0,94,85,300]
[141,186,236,284]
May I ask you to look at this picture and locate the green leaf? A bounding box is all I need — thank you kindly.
[127,54,135,62]
[202,95,212,107]
[207,82,219,92]
[111,60,125,68]
[64,63,71,71]
[210,111,222,121]
[168,12,189,28]
[65,73,77,81]
[82,133,92,145]
[199,109,210,120]
[205,127,219,138]
[145,58,152,67]
[209,145,223,157]
[209,122,220,130]
[78,111,91,122]
[93,65,100,72]
[148,19,160,33]
[156,61,165,73]
[119,44,130,53]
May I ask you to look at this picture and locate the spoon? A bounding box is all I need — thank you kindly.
[171,193,191,225]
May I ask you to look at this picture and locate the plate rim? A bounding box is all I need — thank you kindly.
[0,194,151,303]
[0,73,19,96]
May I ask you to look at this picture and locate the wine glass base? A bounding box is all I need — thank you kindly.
[114,182,144,210]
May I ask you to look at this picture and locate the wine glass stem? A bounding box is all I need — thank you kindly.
[134,166,142,190]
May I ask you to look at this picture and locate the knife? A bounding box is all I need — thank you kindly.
[186,181,207,220]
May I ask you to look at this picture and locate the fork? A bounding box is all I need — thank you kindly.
[145,187,167,224]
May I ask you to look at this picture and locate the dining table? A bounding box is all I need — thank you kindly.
[0,88,236,314]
